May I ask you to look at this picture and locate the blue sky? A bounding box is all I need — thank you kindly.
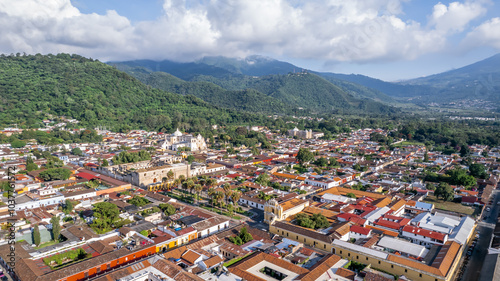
[1,0,499,81]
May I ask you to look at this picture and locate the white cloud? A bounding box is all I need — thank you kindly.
[462,17,500,49]
[0,0,494,62]
[430,1,486,34]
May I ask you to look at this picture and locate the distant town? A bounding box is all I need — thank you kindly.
[0,120,499,281]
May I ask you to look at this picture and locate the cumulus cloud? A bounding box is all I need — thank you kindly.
[462,17,500,49]
[0,0,494,62]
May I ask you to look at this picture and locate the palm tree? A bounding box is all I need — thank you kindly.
[208,187,216,211]
[224,190,233,208]
[222,183,232,205]
[194,184,203,205]
[230,191,241,208]
[167,170,175,181]
[214,191,224,213]
[161,177,168,191]
[186,179,195,195]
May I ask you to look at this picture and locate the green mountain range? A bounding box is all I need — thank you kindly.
[113,53,500,108]
[0,54,267,132]
[111,60,398,115]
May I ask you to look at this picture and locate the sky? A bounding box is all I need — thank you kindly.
[0,0,499,81]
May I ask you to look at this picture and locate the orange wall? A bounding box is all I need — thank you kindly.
[95,184,131,196]
[61,245,156,281]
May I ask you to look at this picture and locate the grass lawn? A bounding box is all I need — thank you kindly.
[35,239,60,249]
[423,195,475,216]
[199,205,242,220]
[393,140,425,147]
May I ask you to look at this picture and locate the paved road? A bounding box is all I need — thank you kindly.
[461,188,499,281]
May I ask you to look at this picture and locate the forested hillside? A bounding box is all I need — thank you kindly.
[115,62,398,115]
[121,70,295,114]
[0,54,269,132]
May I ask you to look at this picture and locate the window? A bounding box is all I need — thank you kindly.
[304,238,306,242]
[97,267,101,273]
[366,257,368,261]
[419,274,422,277]
[84,272,88,278]
[405,269,407,273]
[340,250,342,254]
[391,265,394,268]
[324,244,326,249]
[378,261,381,264]
[107,264,110,270]
[356,256,359,259]
[348,253,350,257]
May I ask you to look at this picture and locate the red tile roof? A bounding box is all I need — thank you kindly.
[402,225,447,241]
[350,225,371,235]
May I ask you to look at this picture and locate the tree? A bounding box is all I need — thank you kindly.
[329,157,338,167]
[460,144,470,157]
[194,184,203,204]
[314,157,328,167]
[33,224,41,246]
[71,147,83,156]
[469,163,488,179]
[140,230,149,237]
[159,203,176,216]
[296,148,314,165]
[39,168,72,181]
[26,156,38,172]
[311,213,330,229]
[127,196,150,207]
[424,151,429,162]
[436,182,454,201]
[251,147,259,156]
[102,159,109,167]
[167,170,175,181]
[208,187,216,211]
[239,227,253,243]
[186,155,195,164]
[91,202,120,233]
[426,183,436,191]
[230,191,241,207]
[51,216,60,242]
[11,139,26,148]
[255,173,270,186]
[63,199,73,214]
[346,193,356,198]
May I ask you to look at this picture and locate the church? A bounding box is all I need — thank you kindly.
[160,128,207,151]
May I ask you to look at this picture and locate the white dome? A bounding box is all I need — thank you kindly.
[172,128,183,136]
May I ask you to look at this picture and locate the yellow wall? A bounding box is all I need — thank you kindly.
[270,224,459,281]
[269,224,333,252]
[332,245,449,281]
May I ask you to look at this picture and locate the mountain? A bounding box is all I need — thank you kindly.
[318,73,434,99]
[108,59,235,80]
[126,69,295,114]
[400,53,500,103]
[111,53,500,108]
[111,56,397,105]
[113,62,398,115]
[0,54,265,132]
[197,55,298,76]
[112,57,399,115]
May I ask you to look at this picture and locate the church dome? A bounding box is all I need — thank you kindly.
[172,128,183,136]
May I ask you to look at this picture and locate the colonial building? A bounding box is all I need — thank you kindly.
[288,127,313,139]
[160,129,207,151]
[264,198,309,224]
[128,163,191,188]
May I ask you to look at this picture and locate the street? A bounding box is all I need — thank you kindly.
[460,188,500,281]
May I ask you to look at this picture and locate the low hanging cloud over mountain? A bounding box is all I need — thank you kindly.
[0,0,498,63]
